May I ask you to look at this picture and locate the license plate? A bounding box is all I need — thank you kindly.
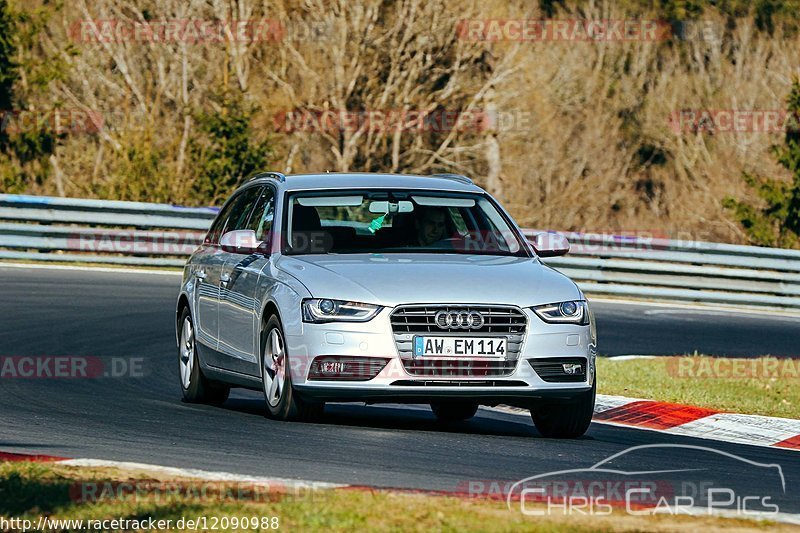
[413,336,507,357]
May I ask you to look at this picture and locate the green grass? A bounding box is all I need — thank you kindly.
[598,356,800,419]
[0,462,783,532]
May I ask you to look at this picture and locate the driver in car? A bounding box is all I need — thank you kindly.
[413,206,448,246]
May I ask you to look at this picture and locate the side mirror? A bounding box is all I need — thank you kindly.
[219,230,264,254]
[532,232,570,257]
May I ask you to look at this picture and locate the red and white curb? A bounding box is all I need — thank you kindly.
[0,451,68,462]
[593,395,800,450]
[492,394,800,451]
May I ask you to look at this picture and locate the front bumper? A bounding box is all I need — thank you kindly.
[284,307,595,405]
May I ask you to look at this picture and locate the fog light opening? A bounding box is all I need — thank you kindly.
[308,356,390,381]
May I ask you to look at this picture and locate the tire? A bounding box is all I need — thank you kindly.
[261,315,324,421]
[178,308,230,405]
[430,401,479,422]
[530,379,596,438]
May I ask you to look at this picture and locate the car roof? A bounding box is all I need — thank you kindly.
[245,172,484,193]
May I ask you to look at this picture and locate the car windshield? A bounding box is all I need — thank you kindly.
[284,190,527,256]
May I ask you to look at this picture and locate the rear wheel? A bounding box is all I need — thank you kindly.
[178,308,229,405]
[530,379,595,438]
[261,315,324,421]
[430,401,479,422]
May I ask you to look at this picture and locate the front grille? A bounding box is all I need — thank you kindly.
[391,305,527,334]
[390,305,527,362]
[403,359,518,377]
[529,357,587,383]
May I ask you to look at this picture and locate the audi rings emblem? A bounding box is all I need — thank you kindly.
[434,310,485,330]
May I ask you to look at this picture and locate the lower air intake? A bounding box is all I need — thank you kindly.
[528,357,588,383]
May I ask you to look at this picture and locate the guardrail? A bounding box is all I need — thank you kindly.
[0,194,214,267]
[521,230,800,309]
[2,194,799,310]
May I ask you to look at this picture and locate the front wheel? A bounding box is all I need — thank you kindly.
[261,315,323,421]
[178,308,229,405]
[530,380,595,438]
[430,401,479,422]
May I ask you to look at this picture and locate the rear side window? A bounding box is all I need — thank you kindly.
[225,186,264,233]
[245,188,276,241]
[205,198,239,244]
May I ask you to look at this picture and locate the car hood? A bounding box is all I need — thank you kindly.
[275,253,582,307]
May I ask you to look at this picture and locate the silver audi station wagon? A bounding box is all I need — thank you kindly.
[176,172,597,437]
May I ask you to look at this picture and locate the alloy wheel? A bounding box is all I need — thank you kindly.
[263,328,286,407]
[179,317,194,390]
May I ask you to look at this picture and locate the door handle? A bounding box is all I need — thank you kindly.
[196,270,207,280]
[220,273,231,287]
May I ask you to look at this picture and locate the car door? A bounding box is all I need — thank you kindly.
[192,195,240,353]
[217,185,273,375]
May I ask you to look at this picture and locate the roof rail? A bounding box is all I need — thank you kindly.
[245,171,286,184]
[430,173,474,185]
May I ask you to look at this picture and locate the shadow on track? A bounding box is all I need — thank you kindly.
[216,395,597,441]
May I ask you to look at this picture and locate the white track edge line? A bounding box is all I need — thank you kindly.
[0,262,182,276]
[60,459,346,489]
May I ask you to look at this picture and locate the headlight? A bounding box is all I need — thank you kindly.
[533,300,589,325]
[302,299,382,323]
